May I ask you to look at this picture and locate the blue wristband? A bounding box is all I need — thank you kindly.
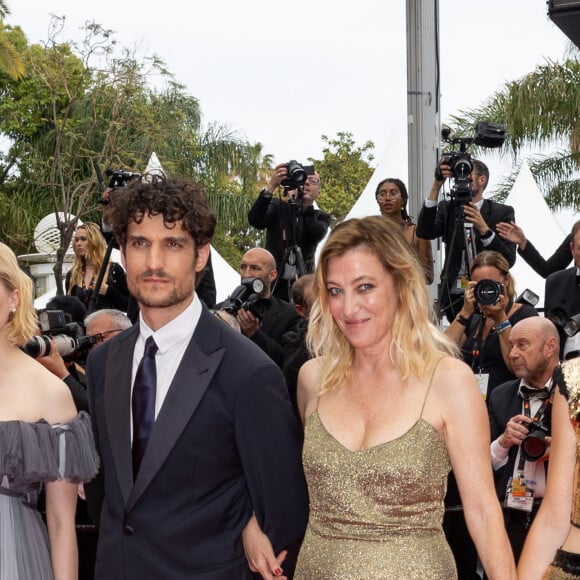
[493,320,511,334]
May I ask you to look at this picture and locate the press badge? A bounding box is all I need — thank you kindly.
[505,473,534,513]
[475,373,489,398]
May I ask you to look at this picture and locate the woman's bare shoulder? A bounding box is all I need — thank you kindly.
[20,356,77,423]
[430,356,478,392]
[297,357,324,421]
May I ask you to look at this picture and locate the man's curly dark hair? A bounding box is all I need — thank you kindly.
[110,174,216,249]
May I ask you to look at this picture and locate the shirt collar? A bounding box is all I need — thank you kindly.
[138,294,201,354]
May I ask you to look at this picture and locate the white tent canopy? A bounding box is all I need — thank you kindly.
[503,160,566,309]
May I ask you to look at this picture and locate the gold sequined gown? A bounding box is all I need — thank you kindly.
[294,411,456,579]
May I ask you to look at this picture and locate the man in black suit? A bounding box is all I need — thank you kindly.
[86,176,308,579]
[232,247,302,368]
[248,164,330,302]
[544,221,580,358]
[488,316,560,563]
[417,158,516,322]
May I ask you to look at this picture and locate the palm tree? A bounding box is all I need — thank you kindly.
[448,52,580,210]
[0,1,24,80]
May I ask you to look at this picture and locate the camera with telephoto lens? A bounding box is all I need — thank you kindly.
[281,161,315,192]
[440,121,506,204]
[220,278,271,320]
[521,413,551,462]
[474,279,505,306]
[21,309,96,359]
[98,168,142,205]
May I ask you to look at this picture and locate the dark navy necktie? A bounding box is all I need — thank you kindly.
[132,336,158,478]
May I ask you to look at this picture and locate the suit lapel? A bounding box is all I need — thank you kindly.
[126,311,225,511]
[104,325,139,506]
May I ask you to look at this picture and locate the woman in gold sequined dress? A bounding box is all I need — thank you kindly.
[295,216,516,580]
[519,356,580,579]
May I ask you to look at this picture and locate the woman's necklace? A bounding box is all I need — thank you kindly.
[81,267,96,293]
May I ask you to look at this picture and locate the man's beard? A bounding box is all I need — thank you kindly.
[130,269,194,309]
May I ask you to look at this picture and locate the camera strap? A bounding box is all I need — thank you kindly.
[504,384,552,516]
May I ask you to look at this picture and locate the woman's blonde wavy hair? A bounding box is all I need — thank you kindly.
[306,216,458,394]
[0,242,38,346]
[67,222,108,292]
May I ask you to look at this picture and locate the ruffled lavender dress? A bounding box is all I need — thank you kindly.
[0,411,99,580]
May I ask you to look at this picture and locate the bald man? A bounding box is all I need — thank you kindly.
[229,248,301,367]
[488,317,561,563]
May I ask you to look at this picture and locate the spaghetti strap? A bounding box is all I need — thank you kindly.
[419,357,445,419]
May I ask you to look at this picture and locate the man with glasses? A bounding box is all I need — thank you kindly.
[417,158,516,323]
[85,308,132,346]
[248,163,330,302]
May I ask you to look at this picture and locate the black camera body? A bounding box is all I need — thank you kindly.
[442,151,473,199]
[98,167,142,205]
[21,309,96,359]
[441,121,506,205]
[221,278,271,320]
[281,160,315,192]
[474,279,505,306]
[521,415,551,462]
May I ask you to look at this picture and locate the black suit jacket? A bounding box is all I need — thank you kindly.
[417,198,516,318]
[519,234,572,279]
[248,195,330,301]
[87,306,308,579]
[488,379,524,500]
[251,296,301,367]
[545,266,580,357]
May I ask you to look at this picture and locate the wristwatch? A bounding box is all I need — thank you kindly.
[480,229,494,240]
[260,188,273,198]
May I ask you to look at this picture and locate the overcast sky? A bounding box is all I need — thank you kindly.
[8,1,572,209]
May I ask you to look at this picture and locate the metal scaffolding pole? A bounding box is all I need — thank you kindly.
[406,0,441,302]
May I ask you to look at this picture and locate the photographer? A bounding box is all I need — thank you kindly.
[544,220,580,359]
[488,317,560,564]
[217,247,301,367]
[417,158,517,321]
[444,251,538,399]
[248,162,330,302]
[35,296,91,413]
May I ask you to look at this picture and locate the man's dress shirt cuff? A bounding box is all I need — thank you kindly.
[491,438,509,471]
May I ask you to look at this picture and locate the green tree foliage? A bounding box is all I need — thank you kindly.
[447,54,580,209]
[0,17,267,287]
[0,2,24,80]
[309,132,375,220]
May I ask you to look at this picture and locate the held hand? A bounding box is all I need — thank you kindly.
[496,221,526,246]
[499,414,532,449]
[101,188,114,226]
[242,514,288,579]
[435,159,453,182]
[479,292,509,324]
[463,202,489,235]
[462,281,478,316]
[237,308,260,337]
[267,163,288,192]
[98,282,108,296]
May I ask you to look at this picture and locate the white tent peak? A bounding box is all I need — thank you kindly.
[145,152,166,177]
[504,159,565,308]
[344,133,410,220]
